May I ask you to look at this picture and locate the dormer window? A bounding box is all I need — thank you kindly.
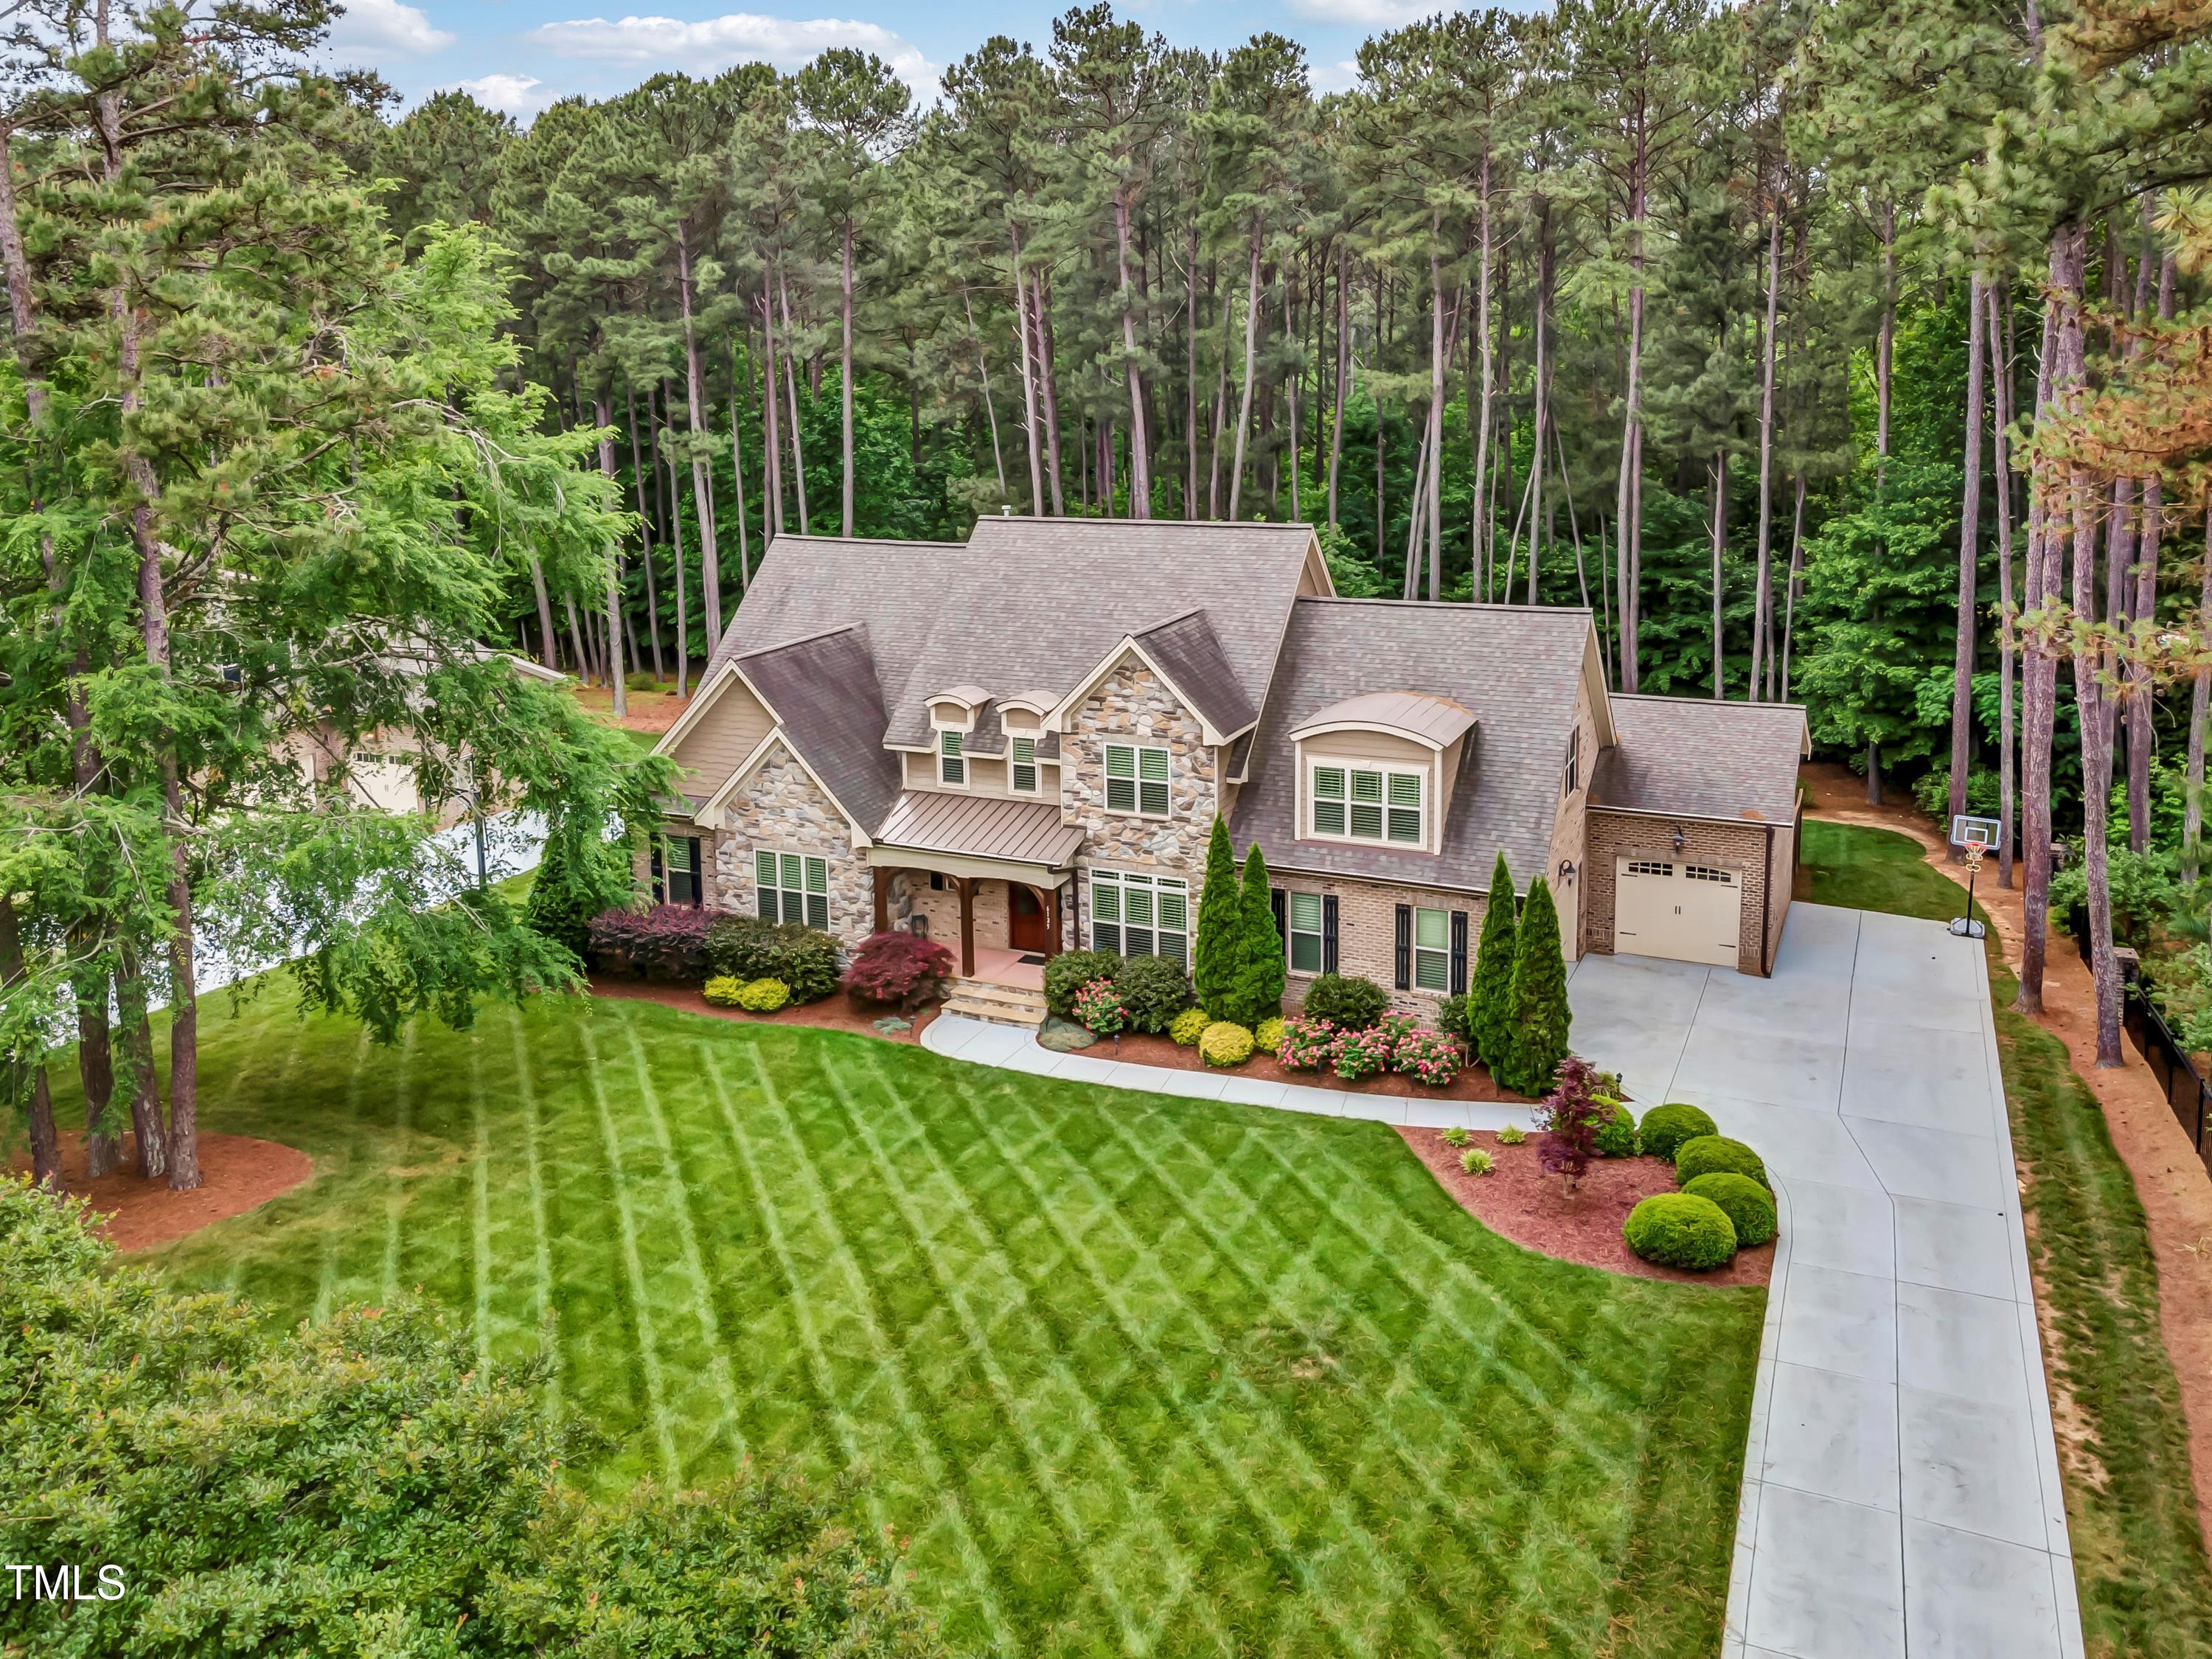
[1011,736,1039,794]
[939,729,965,786]
[1310,764,1422,845]
[1105,742,1169,815]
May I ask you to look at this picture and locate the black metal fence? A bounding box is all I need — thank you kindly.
[2120,983,2212,1184]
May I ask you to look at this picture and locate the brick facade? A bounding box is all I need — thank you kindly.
[1580,810,1781,976]
[1269,869,1493,1015]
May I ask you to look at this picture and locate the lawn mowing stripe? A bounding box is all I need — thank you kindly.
[378,1021,420,1306]
[312,1026,374,1322]
[223,1012,305,1295]
[809,1049,1219,1658]
[470,1034,494,1371]
[1026,1069,1560,1532]
[507,1006,560,1416]
[613,1008,749,1466]
[849,1048,1424,1659]
[576,1021,684,1487]
[706,1043,1022,1658]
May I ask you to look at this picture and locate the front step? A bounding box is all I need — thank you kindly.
[944,977,1048,1028]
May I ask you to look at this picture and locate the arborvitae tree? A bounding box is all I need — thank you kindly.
[1500,877,1570,1096]
[1230,841,1285,1028]
[1192,816,1242,1018]
[1469,851,1519,1072]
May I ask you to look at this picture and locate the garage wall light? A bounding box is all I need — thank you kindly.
[1671,827,1686,854]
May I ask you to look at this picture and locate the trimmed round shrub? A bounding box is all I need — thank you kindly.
[1459,1147,1494,1176]
[1114,953,1194,1034]
[1253,1015,1287,1054]
[734,977,790,1013]
[844,931,955,1010]
[1300,973,1388,1030]
[1673,1134,1769,1191]
[1624,1193,1739,1271]
[1199,1021,1255,1068]
[1496,1124,1526,1146]
[1593,1100,1638,1160]
[1043,948,1121,1018]
[1169,1006,1213,1046]
[703,975,745,1008]
[706,914,840,1003]
[1638,1102,1719,1163]
[1684,1172,1778,1248]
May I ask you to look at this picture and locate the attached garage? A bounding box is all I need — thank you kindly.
[1613,855,1745,967]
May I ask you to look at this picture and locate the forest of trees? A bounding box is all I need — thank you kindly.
[0,0,2208,1192]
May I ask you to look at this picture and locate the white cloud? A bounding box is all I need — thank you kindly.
[1310,58,1360,94]
[454,73,560,119]
[1279,0,1432,27]
[529,12,934,97]
[326,0,455,57]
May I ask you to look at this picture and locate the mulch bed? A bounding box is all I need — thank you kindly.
[1399,1128,1775,1287]
[589,975,939,1044]
[1093,1027,1534,1103]
[10,1130,314,1254]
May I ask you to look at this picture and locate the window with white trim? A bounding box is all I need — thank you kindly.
[1010,736,1039,795]
[1105,743,1170,815]
[939,729,965,786]
[1562,728,1580,799]
[1089,869,1189,966]
[755,849,830,929]
[1286,890,1324,974]
[1309,763,1422,845]
[1413,906,1450,992]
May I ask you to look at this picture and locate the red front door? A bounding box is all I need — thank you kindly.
[1009,884,1050,953]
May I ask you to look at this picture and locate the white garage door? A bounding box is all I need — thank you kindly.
[1615,857,1742,967]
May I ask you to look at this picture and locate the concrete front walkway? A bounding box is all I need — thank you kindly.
[1571,903,2081,1659]
[922,900,2082,1659]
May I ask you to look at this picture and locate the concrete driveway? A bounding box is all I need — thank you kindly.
[1569,903,2083,1659]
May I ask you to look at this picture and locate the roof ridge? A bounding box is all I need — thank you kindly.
[1132,605,1210,636]
[974,515,1314,533]
[1295,596,1595,616]
[734,619,871,662]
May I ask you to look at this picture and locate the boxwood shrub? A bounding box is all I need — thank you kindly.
[1169,1006,1213,1046]
[1043,948,1121,1018]
[1674,1134,1769,1191]
[1624,1193,1738,1271]
[1593,1100,1638,1159]
[734,977,790,1012]
[1637,1102,1719,1163]
[1301,973,1388,1030]
[1113,953,1194,1034]
[1684,1172,1778,1247]
[1199,1021,1255,1067]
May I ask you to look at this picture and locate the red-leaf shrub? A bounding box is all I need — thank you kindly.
[587,905,713,981]
[1535,1054,1609,1194]
[844,931,955,1009]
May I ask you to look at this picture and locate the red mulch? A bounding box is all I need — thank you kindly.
[1099,1027,1534,1103]
[588,975,939,1043]
[1399,1128,1775,1288]
[10,1130,314,1254]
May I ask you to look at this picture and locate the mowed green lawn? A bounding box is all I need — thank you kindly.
[119,986,1761,1658]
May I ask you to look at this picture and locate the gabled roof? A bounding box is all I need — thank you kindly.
[1231,598,1596,892]
[1131,610,1259,737]
[731,625,900,832]
[1590,696,1809,827]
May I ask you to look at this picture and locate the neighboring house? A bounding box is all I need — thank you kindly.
[646,518,1809,1021]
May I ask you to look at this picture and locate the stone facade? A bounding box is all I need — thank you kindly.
[905,875,1012,955]
[1270,869,1494,1016]
[706,741,872,946]
[1580,810,1780,976]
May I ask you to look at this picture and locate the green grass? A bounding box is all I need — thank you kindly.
[105,984,1764,1658]
[1801,819,2212,1659]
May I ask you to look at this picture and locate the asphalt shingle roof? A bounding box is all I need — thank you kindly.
[733,625,901,831]
[1133,609,1259,736]
[1229,599,1596,894]
[1590,696,1808,827]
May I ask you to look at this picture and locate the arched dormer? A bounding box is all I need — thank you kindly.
[926,684,990,786]
[1287,692,1477,857]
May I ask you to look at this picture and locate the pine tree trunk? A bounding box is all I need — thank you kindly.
[1114,189,1151,519]
[529,557,559,672]
[779,271,811,535]
[595,395,628,718]
[115,954,164,1179]
[1988,284,2017,888]
[667,423,690,698]
[2017,291,2062,1012]
[1284,281,1302,527]
[1328,237,1349,529]
[626,385,666,681]
[2126,254,2174,853]
[841,219,856,534]
[1616,162,1646,692]
[1710,451,1727,698]
[1427,240,1445,599]
[675,223,722,646]
[2188,505,2212,888]
[1474,164,1495,597]
[962,288,1006,495]
[726,349,752,588]
[1011,226,1045,514]
[1945,275,1987,857]
[1188,220,1203,520]
[761,295,784,540]
[1782,473,1806,700]
[1229,227,1262,521]
[1032,268,1068,515]
[1752,208,1781,700]
[1876,204,1896,485]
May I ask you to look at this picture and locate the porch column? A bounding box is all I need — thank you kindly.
[1046,880,1063,956]
[872,866,891,933]
[955,876,975,978]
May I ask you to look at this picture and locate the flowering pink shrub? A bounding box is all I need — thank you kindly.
[1332,1023,1395,1082]
[1276,1015,1338,1071]
[1393,1028,1461,1088]
[1073,978,1126,1036]
[1374,1013,1419,1060]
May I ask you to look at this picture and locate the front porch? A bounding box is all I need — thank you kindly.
[867,787,1086,984]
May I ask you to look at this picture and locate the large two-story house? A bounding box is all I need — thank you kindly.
[644,518,1809,1022]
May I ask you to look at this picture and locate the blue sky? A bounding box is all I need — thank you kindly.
[322,0,1454,122]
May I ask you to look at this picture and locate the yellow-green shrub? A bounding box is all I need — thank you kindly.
[1199,1021,1255,1067]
